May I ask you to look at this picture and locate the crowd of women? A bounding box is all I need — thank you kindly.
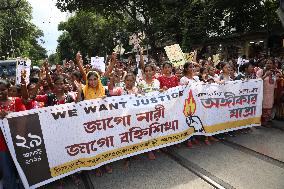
[0,49,284,188]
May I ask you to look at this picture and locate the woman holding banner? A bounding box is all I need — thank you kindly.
[137,63,161,160]
[0,79,26,189]
[257,59,277,127]
[75,70,111,177]
[180,62,200,147]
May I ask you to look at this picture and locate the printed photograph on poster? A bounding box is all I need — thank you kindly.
[91,57,105,72]
[16,58,31,85]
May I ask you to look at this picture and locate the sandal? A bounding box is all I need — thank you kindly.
[123,160,130,170]
[209,136,219,142]
[95,168,103,177]
[186,140,193,148]
[105,165,113,174]
[147,151,156,160]
[204,139,211,145]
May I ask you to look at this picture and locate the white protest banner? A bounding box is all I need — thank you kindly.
[16,58,31,85]
[91,57,105,72]
[164,44,186,67]
[0,79,263,189]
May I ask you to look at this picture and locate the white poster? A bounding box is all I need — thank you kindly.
[91,57,105,72]
[16,58,31,85]
[164,44,186,67]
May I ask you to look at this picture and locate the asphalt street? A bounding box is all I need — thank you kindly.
[41,120,284,189]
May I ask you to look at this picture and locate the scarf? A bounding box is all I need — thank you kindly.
[83,71,105,100]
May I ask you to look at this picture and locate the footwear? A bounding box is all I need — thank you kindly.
[147,151,156,160]
[123,160,130,170]
[204,139,211,145]
[209,136,219,142]
[105,165,113,174]
[192,138,200,145]
[186,140,193,148]
[95,168,103,177]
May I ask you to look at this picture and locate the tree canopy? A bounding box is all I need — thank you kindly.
[56,11,128,61]
[0,0,47,65]
[55,0,282,59]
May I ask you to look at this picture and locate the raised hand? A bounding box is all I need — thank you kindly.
[43,59,49,71]
[76,52,83,65]
[74,80,82,92]
[265,70,272,77]
[111,52,117,62]
[140,47,144,54]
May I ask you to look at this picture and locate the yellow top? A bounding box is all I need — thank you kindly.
[83,71,105,100]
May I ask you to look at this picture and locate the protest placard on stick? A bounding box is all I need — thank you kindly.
[164,44,186,67]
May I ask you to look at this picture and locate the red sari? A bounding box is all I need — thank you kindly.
[0,98,26,152]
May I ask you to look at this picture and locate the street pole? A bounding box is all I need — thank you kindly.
[9,29,14,58]
[9,26,24,58]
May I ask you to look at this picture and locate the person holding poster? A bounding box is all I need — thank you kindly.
[0,79,26,189]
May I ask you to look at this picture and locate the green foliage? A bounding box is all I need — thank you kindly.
[56,11,128,61]
[0,0,47,63]
[48,53,59,65]
[55,0,282,57]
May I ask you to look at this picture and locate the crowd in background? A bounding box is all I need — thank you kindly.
[0,48,284,189]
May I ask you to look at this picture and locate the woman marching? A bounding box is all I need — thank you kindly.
[74,52,112,177]
[137,48,161,160]
[179,62,200,147]
[0,78,26,189]
[108,71,139,169]
[257,59,278,127]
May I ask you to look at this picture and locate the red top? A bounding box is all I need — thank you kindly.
[0,98,26,152]
[25,99,45,110]
[158,75,179,89]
